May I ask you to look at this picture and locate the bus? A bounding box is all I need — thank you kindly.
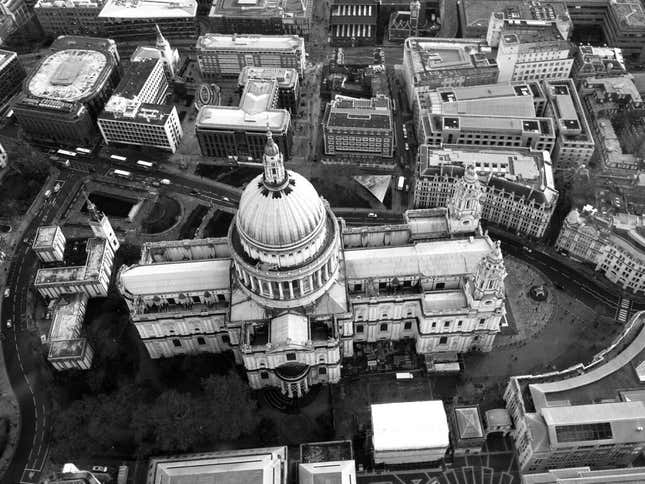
[110,154,127,162]
[136,160,157,170]
[111,169,134,181]
[75,147,92,156]
[57,149,77,157]
[397,176,406,191]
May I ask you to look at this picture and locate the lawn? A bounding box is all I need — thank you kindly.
[0,171,46,217]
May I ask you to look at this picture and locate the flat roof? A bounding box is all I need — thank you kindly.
[113,59,160,99]
[238,66,298,89]
[196,105,290,131]
[98,0,197,18]
[462,0,570,31]
[35,0,102,8]
[404,37,496,76]
[344,236,494,279]
[210,0,307,18]
[610,0,645,28]
[33,226,61,249]
[371,401,449,451]
[147,446,287,484]
[49,293,88,342]
[27,49,109,102]
[324,96,392,130]
[196,33,304,51]
[119,259,231,296]
[34,237,108,286]
[0,49,16,71]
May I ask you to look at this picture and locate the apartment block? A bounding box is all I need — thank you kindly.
[414,145,558,238]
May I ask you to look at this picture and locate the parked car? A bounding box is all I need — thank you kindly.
[6,319,11,328]
[367,212,378,218]
[44,190,52,198]
[3,288,9,298]
[91,466,108,473]
[160,179,171,185]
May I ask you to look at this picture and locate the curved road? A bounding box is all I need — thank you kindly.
[1,155,639,483]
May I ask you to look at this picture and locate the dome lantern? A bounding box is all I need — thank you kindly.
[262,127,287,189]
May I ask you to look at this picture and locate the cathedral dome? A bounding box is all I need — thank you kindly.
[236,170,326,249]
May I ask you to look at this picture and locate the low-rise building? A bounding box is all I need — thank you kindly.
[195,78,291,160]
[47,293,94,371]
[238,66,300,113]
[388,0,440,42]
[196,33,306,80]
[322,96,394,159]
[555,208,645,295]
[371,401,449,464]
[450,405,486,456]
[542,79,595,174]
[208,0,313,37]
[0,49,24,107]
[299,440,355,484]
[147,447,288,484]
[402,38,499,110]
[329,0,378,46]
[505,310,645,473]
[523,466,645,483]
[414,145,558,238]
[32,225,66,262]
[415,82,556,154]
[13,35,120,146]
[571,45,627,84]
[98,58,182,152]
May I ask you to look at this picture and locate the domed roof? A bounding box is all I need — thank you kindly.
[236,170,326,249]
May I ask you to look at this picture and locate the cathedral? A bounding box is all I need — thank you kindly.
[117,131,507,397]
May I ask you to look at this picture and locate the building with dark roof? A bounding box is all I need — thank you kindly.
[12,35,120,146]
[388,0,440,41]
[208,0,313,37]
[505,310,645,473]
[414,145,558,238]
[329,0,378,46]
[0,49,24,108]
[450,405,486,455]
[322,95,394,159]
[97,57,182,152]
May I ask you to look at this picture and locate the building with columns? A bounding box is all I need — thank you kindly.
[118,132,507,397]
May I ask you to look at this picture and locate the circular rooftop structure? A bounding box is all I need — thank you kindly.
[236,170,326,253]
[27,49,110,102]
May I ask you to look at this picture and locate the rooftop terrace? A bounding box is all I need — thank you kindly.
[462,0,569,31]
[27,49,109,102]
[238,66,298,89]
[33,226,61,249]
[405,38,497,75]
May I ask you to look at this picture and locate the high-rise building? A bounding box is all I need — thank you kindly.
[413,145,558,238]
[0,49,24,108]
[208,0,313,37]
[505,310,645,473]
[97,58,182,152]
[117,131,507,396]
[322,96,394,159]
[13,35,120,146]
[329,0,378,46]
[237,66,300,113]
[402,38,499,109]
[415,82,556,154]
[196,33,306,80]
[47,293,94,371]
[0,0,31,42]
[555,208,644,295]
[34,0,105,38]
[32,225,66,262]
[195,79,292,161]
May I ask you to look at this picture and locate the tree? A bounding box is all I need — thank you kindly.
[201,372,258,441]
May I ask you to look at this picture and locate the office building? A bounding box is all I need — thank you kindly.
[98,58,182,152]
[414,145,558,238]
[505,310,645,473]
[208,0,313,37]
[523,466,645,483]
[555,208,644,295]
[542,79,595,174]
[98,0,197,42]
[402,38,499,108]
[462,0,571,40]
[196,33,306,80]
[329,0,378,46]
[322,96,394,159]
[47,293,94,371]
[34,0,105,38]
[130,25,180,79]
[117,133,507,396]
[579,74,643,172]
[0,49,24,107]
[195,79,292,161]
[147,447,287,484]
[238,66,300,113]
[494,22,573,83]
[12,35,120,146]
[371,401,449,464]
[571,45,627,83]
[32,225,66,262]
[34,202,118,299]
[415,83,556,154]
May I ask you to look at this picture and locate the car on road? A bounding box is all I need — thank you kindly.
[223,196,230,202]
[522,246,533,253]
[53,183,61,193]
[367,212,378,218]
[6,319,11,328]
[151,180,160,187]
[160,179,171,185]
[91,466,108,473]
[404,142,410,151]
[44,189,52,198]
[3,288,9,298]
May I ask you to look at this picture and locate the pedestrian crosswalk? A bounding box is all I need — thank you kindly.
[616,298,632,323]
